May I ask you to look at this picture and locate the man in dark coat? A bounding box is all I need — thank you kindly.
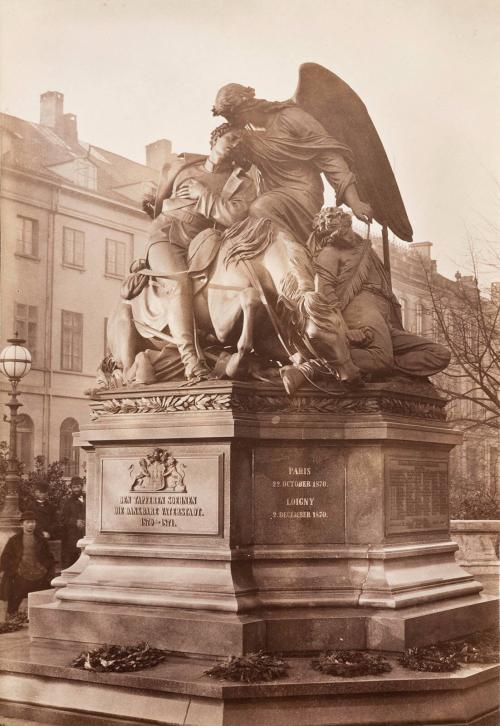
[0,510,54,617]
[60,477,85,569]
[24,482,57,539]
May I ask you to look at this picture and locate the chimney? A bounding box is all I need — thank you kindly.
[40,91,64,131]
[40,92,78,144]
[409,241,432,260]
[62,113,78,145]
[146,139,173,171]
[491,282,500,305]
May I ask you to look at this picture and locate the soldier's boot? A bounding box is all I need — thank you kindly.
[168,278,210,380]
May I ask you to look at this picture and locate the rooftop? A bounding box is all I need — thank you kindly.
[0,92,174,208]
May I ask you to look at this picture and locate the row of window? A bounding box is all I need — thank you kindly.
[14,303,107,372]
[399,297,480,345]
[17,415,80,476]
[16,216,128,277]
[13,298,442,373]
[399,299,425,335]
[14,303,38,365]
[61,310,83,371]
[399,299,454,343]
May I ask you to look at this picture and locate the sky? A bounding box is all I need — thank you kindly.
[1,0,499,284]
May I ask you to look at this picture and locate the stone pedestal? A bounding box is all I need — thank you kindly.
[29,380,496,655]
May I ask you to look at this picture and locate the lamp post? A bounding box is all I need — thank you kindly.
[0,335,31,544]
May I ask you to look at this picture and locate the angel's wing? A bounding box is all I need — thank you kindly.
[294,63,413,242]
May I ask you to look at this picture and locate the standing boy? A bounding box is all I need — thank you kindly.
[0,511,54,618]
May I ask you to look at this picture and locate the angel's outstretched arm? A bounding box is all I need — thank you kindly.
[295,63,411,239]
[278,106,372,222]
[317,153,372,225]
[341,185,373,225]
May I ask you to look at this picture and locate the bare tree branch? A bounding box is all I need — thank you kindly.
[421,247,500,431]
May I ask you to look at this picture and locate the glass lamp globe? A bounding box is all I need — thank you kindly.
[0,336,32,381]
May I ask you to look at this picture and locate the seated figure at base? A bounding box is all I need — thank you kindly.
[108,123,256,383]
[308,207,450,378]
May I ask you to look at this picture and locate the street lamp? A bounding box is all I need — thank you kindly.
[0,335,31,538]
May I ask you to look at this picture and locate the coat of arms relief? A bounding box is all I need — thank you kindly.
[128,448,187,493]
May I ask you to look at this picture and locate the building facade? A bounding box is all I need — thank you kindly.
[0,92,175,476]
[1,95,498,498]
[372,237,500,503]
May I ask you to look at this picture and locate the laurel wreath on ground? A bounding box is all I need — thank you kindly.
[312,650,392,677]
[71,642,167,672]
[66,628,498,677]
[0,611,29,634]
[398,628,499,672]
[204,651,290,682]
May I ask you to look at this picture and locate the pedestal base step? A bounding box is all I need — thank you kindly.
[28,590,499,655]
[0,633,498,726]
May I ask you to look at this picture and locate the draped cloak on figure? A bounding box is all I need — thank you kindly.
[240,104,357,243]
[214,64,414,243]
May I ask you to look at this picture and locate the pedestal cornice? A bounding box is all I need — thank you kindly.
[80,379,459,447]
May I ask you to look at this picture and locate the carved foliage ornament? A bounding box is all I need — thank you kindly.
[90,391,445,421]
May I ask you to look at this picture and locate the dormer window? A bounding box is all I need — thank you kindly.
[74,158,97,190]
[48,157,97,190]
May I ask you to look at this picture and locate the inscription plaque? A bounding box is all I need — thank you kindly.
[253,446,345,544]
[385,457,448,534]
[100,452,221,535]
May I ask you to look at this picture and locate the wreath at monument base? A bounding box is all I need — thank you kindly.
[71,642,167,672]
[0,611,28,635]
[312,650,392,677]
[66,628,497,677]
[399,628,499,672]
[204,651,290,683]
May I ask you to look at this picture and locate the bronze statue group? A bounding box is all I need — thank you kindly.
[102,63,450,394]
[1,62,451,622]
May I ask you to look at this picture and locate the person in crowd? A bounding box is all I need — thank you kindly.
[24,482,57,540]
[60,476,86,568]
[0,510,55,618]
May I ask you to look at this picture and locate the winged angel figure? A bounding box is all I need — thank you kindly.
[203,63,420,385]
[212,62,413,244]
[104,64,447,393]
